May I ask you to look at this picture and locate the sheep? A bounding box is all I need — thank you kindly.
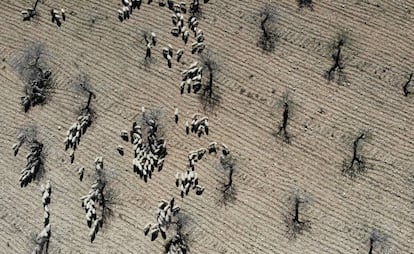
[182,30,190,44]
[177,49,184,62]
[180,81,185,95]
[162,47,169,58]
[196,33,204,42]
[195,185,204,195]
[208,142,217,154]
[70,150,74,164]
[61,8,66,21]
[117,145,124,156]
[175,172,180,187]
[78,167,85,181]
[180,2,186,13]
[174,108,179,123]
[185,121,189,135]
[118,10,124,22]
[171,27,180,37]
[146,43,152,59]
[151,32,156,46]
[121,130,129,141]
[167,0,175,10]
[150,228,159,241]
[158,200,168,210]
[222,143,230,156]
[123,0,130,6]
[187,79,192,94]
[167,44,173,57]
[143,223,151,235]
[167,55,172,68]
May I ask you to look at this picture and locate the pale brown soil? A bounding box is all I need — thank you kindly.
[1,0,414,253]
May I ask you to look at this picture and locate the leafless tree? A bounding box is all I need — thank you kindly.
[199,50,221,111]
[297,0,314,10]
[367,230,390,254]
[217,153,237,206]
[342,133,366,178]
[258,4,279,52]
[141,107,165,140]
[285,190,311,239]
[275,94,292,144]
[14,42,53,112]
[403,72,413,96]
[326,30,350,84]
[73,73,96,120]
[164,213,191,254]
[22,0,41,21]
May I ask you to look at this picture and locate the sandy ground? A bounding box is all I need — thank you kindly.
[1,0,414,253]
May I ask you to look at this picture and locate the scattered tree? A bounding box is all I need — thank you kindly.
[342,133,366,178]
[285,190,311,239]
[217,152,237,206]
[297,0,314,10]
[275,94,292,144]
[199,50,221,111]
[326,30,350,84]
[164,213,191,254]
[368,230,390,254]
[22,0,41,21]
[14,42,53,112]
[258,4,279,52]
[140,30,156,67]
[403,72,413,96]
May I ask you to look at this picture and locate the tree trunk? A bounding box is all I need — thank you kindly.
[261,15,269,39]
[33,0,40,11]
[294,199,299,222]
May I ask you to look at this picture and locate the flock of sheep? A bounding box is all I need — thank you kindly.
[15,0,218,251]
[80,157,107,242]
[31,181,52,254]
[64,113,92,163]
[180,61,203,95]
[13,138,44,188]
[120,108,168,182]
[144,198,181,241]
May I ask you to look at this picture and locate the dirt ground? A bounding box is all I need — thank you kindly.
[1,0,414,253]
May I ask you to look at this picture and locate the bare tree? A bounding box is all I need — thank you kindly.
[258,4,279,52]
[403,72,413,96]
[297,0,314,10]
[164,213,191,254]
[22,0,41,21]
[326,30,350,84]
[275,94,292,144]
[199,50,221,111]
[140,30,156,67]
[14,42,53,112]
[368,230,390,254]
[342,133,366,178]
[285,190,311,239]
[217,153,237,206]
